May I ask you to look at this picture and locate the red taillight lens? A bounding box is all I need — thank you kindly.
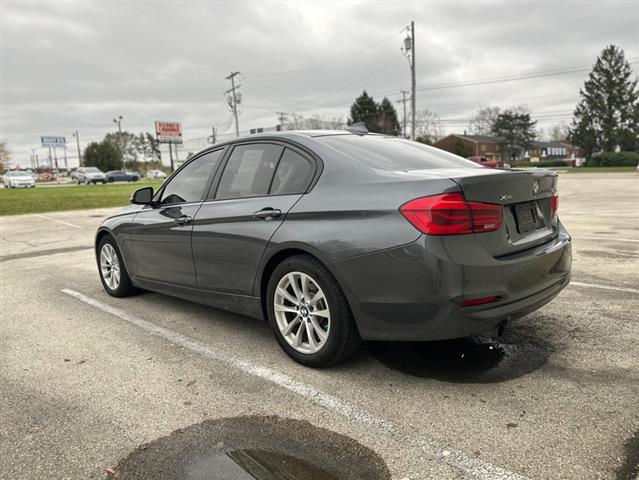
[551,193,558,217]
[461,296,498,307]
[399,193,502,236]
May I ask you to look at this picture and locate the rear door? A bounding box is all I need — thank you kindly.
[192,143,317,295]
[128,149,224,286]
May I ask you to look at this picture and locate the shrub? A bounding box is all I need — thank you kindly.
[512,159,568,168]
[585,151,639,167]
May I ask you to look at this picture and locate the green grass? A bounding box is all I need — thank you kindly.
[0,180,165,216]
[560,166,637,173]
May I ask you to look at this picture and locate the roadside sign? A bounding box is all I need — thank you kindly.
[155,121,183,144]
[41,136,66,147]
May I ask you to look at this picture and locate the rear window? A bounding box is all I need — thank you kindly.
[317,135,480,170]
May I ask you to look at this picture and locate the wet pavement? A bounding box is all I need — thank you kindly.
[369,325,551,383]
[113,416,391,480]
[616,431,639,480]
[2,173,638,480]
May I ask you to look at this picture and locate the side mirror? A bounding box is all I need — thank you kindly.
[130,187,154,205]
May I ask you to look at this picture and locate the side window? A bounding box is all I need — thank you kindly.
[269,148,314,195]
[160,150,223,205]
[216,144,283,200]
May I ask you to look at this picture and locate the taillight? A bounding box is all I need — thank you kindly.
[399,193,502,236]
[551,193,558,217]
[462,296,498,307]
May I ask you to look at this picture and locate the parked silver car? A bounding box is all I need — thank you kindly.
[76,167,107,184]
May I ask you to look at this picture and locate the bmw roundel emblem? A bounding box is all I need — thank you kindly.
[533,181,540,195]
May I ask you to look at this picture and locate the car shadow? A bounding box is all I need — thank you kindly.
[367,324,553,383]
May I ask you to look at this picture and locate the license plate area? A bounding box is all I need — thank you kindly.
[514,202,539,234]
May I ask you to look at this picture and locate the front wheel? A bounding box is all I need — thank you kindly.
[97,236,137,297]
[266,255,361,367]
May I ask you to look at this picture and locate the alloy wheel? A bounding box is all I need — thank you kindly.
[274,271,331,354]
[100,243,121,291]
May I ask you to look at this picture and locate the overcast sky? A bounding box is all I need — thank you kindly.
[2,0,638,167]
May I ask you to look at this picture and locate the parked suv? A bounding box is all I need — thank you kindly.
[76,167,107,184]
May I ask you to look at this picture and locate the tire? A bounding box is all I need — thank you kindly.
[266,255,361,367]
[96,235,138,297]
[108,178,114,183]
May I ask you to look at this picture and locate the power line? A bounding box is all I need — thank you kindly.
[244,28,405,76]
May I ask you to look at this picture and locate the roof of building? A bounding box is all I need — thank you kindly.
[435,134,506,144]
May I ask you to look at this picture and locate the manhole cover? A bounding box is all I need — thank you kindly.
[113,415,390,479]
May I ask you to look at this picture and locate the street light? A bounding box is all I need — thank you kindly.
[112,115,124,161]
[113,115,123,133]
[72,131,82,167]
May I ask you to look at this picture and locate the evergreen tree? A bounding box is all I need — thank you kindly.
[377,97,401,135]
[348,91,381,133]
[84,141,123,171]
[491,109,537,161]
[569,45,639,158]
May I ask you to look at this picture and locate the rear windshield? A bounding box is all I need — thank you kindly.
[317,135,481,170]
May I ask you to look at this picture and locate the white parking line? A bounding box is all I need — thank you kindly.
[570,281,639,294]
[577,236,639,243]
[61,288,527,480]
[33,214,82,229]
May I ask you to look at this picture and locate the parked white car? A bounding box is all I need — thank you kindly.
[76,167,107,184]
[3,171,36,188]
[147,169,167,179]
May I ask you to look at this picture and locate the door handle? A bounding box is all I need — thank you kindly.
[253,208,282,221]
[174,215,193,225]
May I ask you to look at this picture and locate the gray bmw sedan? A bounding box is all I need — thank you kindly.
[95,130,571,367]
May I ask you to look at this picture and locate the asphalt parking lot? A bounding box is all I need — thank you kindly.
[1,172,638,480]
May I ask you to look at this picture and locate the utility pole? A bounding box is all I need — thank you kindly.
[397,90,409,138]
[225,71,241,138]
[73,131,82,167]
[207,126,217,144]
[410,21,416,141]
[276,112,287,131]
[402,22,416,140]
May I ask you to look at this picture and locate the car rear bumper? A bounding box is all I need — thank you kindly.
[331,222,572,341]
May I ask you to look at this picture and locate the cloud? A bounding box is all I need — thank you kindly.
[2,0,638,166]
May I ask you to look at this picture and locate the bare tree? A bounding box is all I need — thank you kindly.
[286,113,345,131]
[469,106,501,135]
[0,140,10,173]
[415,109,444,144]
[548,123,570,141]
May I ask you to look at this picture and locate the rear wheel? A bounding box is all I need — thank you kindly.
[97,236,137,297]
[267,255,361,367]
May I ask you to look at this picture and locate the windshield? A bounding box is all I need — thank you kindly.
[9,171,31,177]
[317,135,481,170]
[84,167,101,173]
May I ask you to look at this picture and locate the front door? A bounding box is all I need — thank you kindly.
[128,149,224,287]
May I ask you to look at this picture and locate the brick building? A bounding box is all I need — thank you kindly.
[434,134,504,161]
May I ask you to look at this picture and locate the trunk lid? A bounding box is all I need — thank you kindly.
[451,168,559,257]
